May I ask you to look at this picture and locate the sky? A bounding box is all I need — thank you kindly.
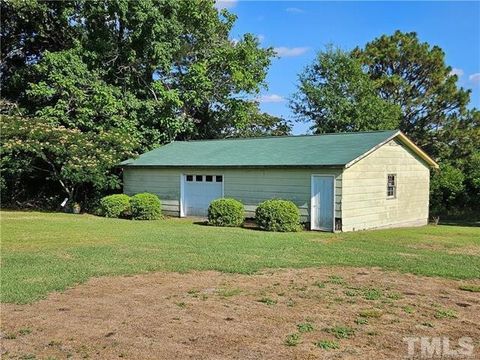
[217,0,480,134]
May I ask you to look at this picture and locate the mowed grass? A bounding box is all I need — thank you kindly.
[1,211,479,304]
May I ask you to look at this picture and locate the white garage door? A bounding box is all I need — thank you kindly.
[182,174,223,217]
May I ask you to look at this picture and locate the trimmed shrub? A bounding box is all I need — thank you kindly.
[208,198,244,227]
[100,194,131,218]
[255,199,301,232]
[130,193,161,220]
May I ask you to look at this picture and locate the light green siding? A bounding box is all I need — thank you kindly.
[123,167,343,221]
[341,139,430,231]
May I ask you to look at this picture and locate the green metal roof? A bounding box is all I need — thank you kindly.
[121,130,400,168]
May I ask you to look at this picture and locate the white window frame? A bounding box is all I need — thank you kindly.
[387,173,397,199]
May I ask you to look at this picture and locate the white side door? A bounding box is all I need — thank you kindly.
[311,175,335,231]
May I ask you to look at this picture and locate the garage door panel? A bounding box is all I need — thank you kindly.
[184,175,223,217]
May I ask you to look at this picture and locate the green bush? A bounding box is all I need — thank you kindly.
[255,199,301,232]
[208,198,244,227]
[100,194,131,218]
[130,193,161,220]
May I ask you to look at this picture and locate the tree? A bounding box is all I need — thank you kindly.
[290,47,401,133]
[2,0,276,145]
[1,116,136,206]
[352,31,471,153]
[1,0,281,208]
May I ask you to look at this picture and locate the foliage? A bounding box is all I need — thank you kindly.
[255,199,301,232]
[284,333,301,346]
[100,194,131,218]
[0,116,136,204]
[430,164,465,216]
[208,198,244,227]
[324,325,355,339]
[315,340,339,350]
[291,46,401,133]
[1,0,279,208]
[130,193,162,220]
[352,31,471,152]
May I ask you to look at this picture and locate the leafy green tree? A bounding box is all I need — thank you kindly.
[290,47,401,133]
[1,116,136,205]
[1,0,280,208]
[352,31,471,152]
[430,164,465,216]
[2,0,276,145]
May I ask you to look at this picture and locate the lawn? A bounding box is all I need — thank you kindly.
[1,210,479,304]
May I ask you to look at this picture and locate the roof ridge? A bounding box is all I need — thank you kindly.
[172,130,398,144]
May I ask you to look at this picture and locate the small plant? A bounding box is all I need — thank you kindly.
[315,340,339,350]
[327,275,345,285]
[325,325,355,339]
[313,281,325,288]
[48,340,62,347]
[459,284,480,293]
[19,355,36,360]
[175,302,187,308]
[255,199,301,232]
[355,317,368,325]
[386,291,403,300]
[4,332,17,339]
[421,322,434,328]
[359,309,382,318]
[258,297,277,305]
[284,333,301,346]
[434,308,457,319]
[216,288,242,297]
[19,328,32,336]
[363,288,382,300]
[187,289,199,297]
[208,198,244,227]
[100,194,130,218]
[403,306,415,314]
[297,322,315,333]
[344,289,359,297]
[130,193,161,220]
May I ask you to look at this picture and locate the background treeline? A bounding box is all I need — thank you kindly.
[1,0,478,218]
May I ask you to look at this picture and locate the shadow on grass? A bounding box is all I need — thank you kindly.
[438,219,480,227]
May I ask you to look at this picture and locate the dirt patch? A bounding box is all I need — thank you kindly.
[1,267,479,359]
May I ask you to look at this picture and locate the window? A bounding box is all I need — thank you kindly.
[196,175,203,182]
[205,175,213,182]
[387,174,396,198]
[216,175,223,182]
[186,175,193,182]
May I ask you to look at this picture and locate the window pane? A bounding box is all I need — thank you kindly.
[216,175,223,182]
[206,175,213,182]
[196,175,203,182]
[186,175,193,182]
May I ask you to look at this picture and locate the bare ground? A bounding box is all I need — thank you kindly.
[1,267,479,359]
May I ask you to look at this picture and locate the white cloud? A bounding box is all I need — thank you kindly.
[257,34,265,42]
[449,68,464,77]
[273,46,310,57]
[286,7,304,14]
[469,73,480,84]
[258,94,285,103]
[214,0,237,9]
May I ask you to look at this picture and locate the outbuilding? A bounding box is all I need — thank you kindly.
[121,130,438,232]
